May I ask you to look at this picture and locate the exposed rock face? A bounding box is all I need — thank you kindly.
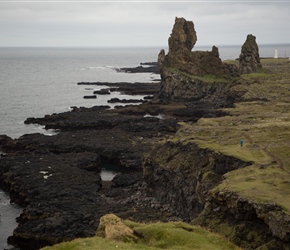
[158,17,239,101]
[168,17,197,54]
[143,141,251,221]
[143,141,290,248]
[239,34,262,74]
[159,17,227,77]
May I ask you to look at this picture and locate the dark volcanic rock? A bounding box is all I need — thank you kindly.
[83,95,97,99]
[172,101,230,121]
[117,62,160,74]
[1,152,102,249]
[118,65,160,74]
[23,108,178,136]
[239,34,262,74]
[0,105,182,249]
[108,98,144,104]
[143,141,251,221]
[140,62,158,66]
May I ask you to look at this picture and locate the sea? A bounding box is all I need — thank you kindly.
[0,43,290,249]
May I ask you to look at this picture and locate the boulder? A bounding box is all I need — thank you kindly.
[96,214,138,242]
[239,34,262,74]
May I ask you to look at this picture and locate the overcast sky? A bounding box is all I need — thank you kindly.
[0,0,289,47]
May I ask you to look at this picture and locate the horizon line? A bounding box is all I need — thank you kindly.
[1,0,290,2]
[0,43,290,48]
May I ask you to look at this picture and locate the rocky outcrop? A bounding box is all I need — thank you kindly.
[158,17,239,102]
[159,17,229,77]
[107,98,144,104]
[143,141,251,221]
[239,34,262,74]
[117,63,160,74]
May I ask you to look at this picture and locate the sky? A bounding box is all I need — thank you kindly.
[0,0,289,47]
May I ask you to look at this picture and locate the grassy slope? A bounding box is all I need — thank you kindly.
[174,58,290,211]
[42,221,241,250]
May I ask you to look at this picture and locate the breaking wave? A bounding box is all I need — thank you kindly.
[88,66,119,70]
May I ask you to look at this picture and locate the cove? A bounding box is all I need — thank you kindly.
[100,162,122,181]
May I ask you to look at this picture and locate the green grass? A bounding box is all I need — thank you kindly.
[216,165,290,211]
[41,221,241,250]
[167,67,230,83]
[172,105,290,212]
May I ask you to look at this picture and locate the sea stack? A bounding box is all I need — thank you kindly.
[239,34,262,74]
[158,17,228,77]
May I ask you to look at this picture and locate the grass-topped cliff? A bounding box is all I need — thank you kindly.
[174,58,290,212]
[167,58,290,248]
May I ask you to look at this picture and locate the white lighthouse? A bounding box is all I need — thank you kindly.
[274,48,278,59]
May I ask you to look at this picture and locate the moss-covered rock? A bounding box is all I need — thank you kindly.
[96,214,138,243]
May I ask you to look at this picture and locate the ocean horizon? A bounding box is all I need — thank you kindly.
[1,42,289,47]
[1,44,290,139]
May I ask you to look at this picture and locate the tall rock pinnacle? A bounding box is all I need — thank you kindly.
[168,17,197,53]
[239,34,262,74]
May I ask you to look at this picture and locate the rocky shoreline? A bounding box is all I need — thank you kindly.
[0,92,227,249]
[0,59,237,248]
[1,17,290,250]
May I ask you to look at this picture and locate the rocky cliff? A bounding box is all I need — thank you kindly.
[194,189,290,249]
[143,141,251,221]
[158,17,239,101]
[143,141,290,249]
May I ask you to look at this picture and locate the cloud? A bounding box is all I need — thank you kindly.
[0,1,289,46]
